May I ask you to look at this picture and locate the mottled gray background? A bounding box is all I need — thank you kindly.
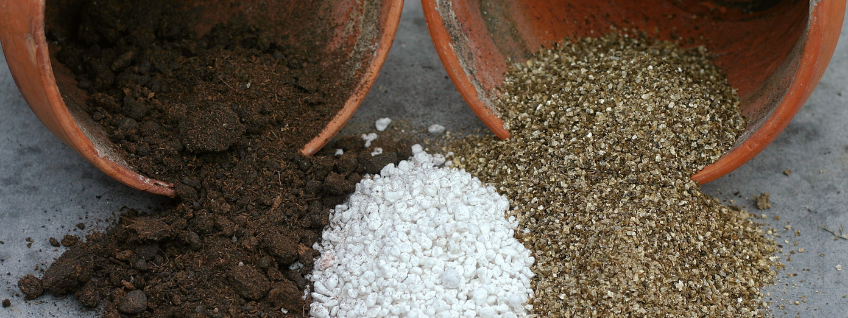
[1,1,846,317]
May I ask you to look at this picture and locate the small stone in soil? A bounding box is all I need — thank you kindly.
[18,275,43,300]
[49,237,60,247]
[784,169,792,175]
[2,299,9,307]
[117,290,148,314]
[757,192,772,210]
[186,232,202,250]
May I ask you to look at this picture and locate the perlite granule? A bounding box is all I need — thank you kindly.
[454,34,779,317]
[376,118,392,131]
[310,145,535,318]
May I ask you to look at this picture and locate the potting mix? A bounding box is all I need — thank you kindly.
[15,1,780,317]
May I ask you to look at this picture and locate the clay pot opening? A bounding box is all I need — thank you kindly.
[423,0,844,183]
[0,0,403,196]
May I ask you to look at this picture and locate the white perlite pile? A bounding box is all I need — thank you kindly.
[310,145,535,318]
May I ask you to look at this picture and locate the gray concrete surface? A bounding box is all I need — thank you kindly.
[1,1,846,317]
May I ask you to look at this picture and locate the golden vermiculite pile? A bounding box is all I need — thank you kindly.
[454,34,779,317]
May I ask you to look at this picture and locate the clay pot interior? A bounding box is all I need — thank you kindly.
[0,0,402,196]
[423,0,844,183]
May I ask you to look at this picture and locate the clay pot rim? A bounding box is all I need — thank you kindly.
[19,1,181,195]
[300,1,405,156]
[421,0,845,184]
[5,0,404,197]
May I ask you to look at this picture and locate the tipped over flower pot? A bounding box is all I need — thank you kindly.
[422,0,844,183]
[0,0,403,196]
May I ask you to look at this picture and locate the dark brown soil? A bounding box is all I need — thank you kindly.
[20,135,409,317]
[51,0,353,178]
[18,1,410,317]
[2,299,10,308]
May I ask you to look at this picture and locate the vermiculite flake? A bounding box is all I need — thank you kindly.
[454,33,780,317]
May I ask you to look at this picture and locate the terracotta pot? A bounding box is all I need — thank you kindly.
[0,0,403,197]
[423,0,845,183]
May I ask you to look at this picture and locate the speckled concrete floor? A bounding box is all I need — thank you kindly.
[1,1,846,317]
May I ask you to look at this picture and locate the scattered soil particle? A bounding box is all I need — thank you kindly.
[17,274,43,300]
[2,299,9,307]
[61,235,80,247]
[49,237,60,247]
[784,169,792,175]
[76,223,86,230]
[757,192,772,210]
